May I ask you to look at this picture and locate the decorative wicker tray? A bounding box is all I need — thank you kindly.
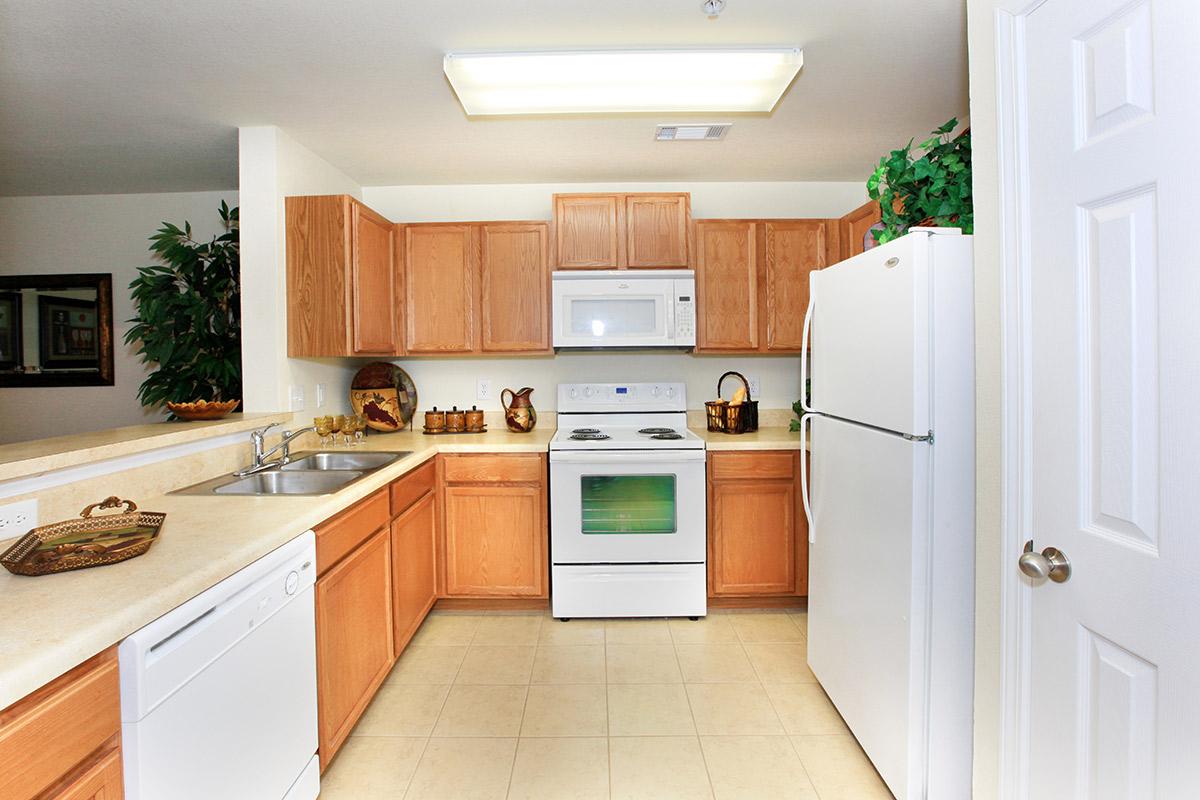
[0,497,166,577]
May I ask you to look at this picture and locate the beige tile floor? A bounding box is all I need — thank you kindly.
[320,608,894,800]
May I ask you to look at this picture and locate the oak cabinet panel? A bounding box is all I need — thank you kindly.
[838,200,882,261]
[480,223,550,352]
[286,194,400,357]
[391,491,438,655]
[695,221,757,351]
[440,454,548,598]
[54,747,123,800]
[315,488,390,576]
[404,224,478,353]
[0,648,120,800]
[390,459,436,517]
[443,485,546,597]
[554,194,621,268]
[350,202,398,354]
[316,527,394,769]
[707,451,807,598]
[762,220,826,352]
[625,193,689,268]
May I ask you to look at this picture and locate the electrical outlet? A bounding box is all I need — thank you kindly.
[747,376,762,398]
[315,383,326,408]
[477,378,492,401]
[0,498,37,538]
[289,385,305,411]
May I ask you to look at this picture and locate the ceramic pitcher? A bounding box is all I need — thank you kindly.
[501,387,537,433]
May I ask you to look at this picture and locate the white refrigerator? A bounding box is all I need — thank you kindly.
[800,228,974,800]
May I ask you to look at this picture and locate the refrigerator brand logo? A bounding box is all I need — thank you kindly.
[884,257,900,269]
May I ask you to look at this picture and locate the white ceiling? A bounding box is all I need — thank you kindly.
[0,0,968,196]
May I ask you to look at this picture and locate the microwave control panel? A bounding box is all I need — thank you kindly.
[673,279,696,341]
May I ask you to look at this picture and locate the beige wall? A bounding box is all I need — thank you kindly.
[238,126,362,416]
[967,1,1005,797]
[0,191,236,443]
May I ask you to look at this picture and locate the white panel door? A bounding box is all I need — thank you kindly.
[809,231,932,437]
[807,414,929,800]
[1003,0,1200,796]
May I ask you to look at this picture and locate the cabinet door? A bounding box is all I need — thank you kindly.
[695,221,758,351]
[625,194,689,268]
[480,223,550,352]
[316,528,394,769]
[443,485,546,597]
[838,199,882,261]
[54,747,123,800]
[351,202,398,354]
[709,480,796,596]
[404,225,478,353]
[391,491,437,656]
[554,194,621,268]
[286,195,351,357]
[762,220,826,352]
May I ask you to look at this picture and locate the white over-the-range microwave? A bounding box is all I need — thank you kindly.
[551,270,696,349]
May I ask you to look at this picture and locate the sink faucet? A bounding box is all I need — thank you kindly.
[237,422,318,476]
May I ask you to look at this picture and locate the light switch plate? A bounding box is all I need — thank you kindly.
[289,385,305,411]
[315,383,326,408]
[0,498,37,538]
[747,376,762,398]
[477,378,492,401]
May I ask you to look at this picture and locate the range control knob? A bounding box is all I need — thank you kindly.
[285,570,300,595]
[583,386,594,398]
[666,386,676,398]
[651,386,662,397]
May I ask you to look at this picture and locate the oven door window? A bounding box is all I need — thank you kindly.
[580,475,676,534]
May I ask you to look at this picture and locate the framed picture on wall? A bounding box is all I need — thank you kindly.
[38,294,100,370]
[0,292,21,371]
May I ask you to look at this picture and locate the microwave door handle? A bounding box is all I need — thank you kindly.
[665,292,675,344]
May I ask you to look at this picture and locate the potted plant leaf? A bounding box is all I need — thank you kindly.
[125,201,242,420]
[866,118,972,246]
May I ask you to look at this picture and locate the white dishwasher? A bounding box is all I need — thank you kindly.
[119,531,319,800]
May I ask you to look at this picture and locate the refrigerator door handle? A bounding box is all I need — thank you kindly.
[800,413,816,543]
[800,289,815,413]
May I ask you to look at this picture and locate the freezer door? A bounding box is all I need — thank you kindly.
[809,232,932,436]
[807,414,930,800]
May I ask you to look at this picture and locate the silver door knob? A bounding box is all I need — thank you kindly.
[1019,540,1071,583]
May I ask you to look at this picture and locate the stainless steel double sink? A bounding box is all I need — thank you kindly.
[173,451,410,496]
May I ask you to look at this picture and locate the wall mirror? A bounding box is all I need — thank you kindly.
[0,273,114,387]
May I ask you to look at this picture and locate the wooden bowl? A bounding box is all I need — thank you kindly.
[166,399,239,421]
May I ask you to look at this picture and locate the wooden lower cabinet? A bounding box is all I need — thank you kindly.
[315,527,394,770]
[707,450,808,598]
[391,491,438,654]
[0,647,122,800]
[440,454,548,598]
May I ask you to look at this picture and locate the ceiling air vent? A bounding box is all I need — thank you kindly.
[655,123,732,141]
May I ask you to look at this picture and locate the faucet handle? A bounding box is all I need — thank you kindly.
[251,422,280,439]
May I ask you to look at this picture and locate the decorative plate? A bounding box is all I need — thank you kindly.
[350,362,417,432]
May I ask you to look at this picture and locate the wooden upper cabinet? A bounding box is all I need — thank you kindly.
[554,194,621,268]
[404,224,478,353]
[351,203,398,354]
[838,199,882,261]
[286,194,400,357]
[695,221,757,351]
[762,220,826,352]
[480,223,550,352]
[625,193,689,268]
[554,192,691,269]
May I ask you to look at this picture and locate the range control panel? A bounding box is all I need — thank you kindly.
[557,382,687,413]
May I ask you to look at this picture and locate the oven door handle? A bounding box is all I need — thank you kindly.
[550,450,707,464]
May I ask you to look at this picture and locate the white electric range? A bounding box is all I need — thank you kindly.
[549,382,707,619]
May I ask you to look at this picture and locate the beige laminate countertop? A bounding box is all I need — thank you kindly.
[694,425,807,451]
[0,426,553,710]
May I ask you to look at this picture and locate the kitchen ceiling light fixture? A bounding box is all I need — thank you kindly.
[443,48,803,116]
[702,0,727,17]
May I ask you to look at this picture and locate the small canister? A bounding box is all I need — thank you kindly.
[424,407,445,433]
[465,405,485,432]
[445,406,466,432]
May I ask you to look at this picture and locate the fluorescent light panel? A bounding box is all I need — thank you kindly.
[443,48,803,115]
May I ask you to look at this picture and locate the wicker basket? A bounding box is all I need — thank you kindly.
[0,497,165,577]
[705,371,759,434]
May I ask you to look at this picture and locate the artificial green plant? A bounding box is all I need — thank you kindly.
[125,201,242,410]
